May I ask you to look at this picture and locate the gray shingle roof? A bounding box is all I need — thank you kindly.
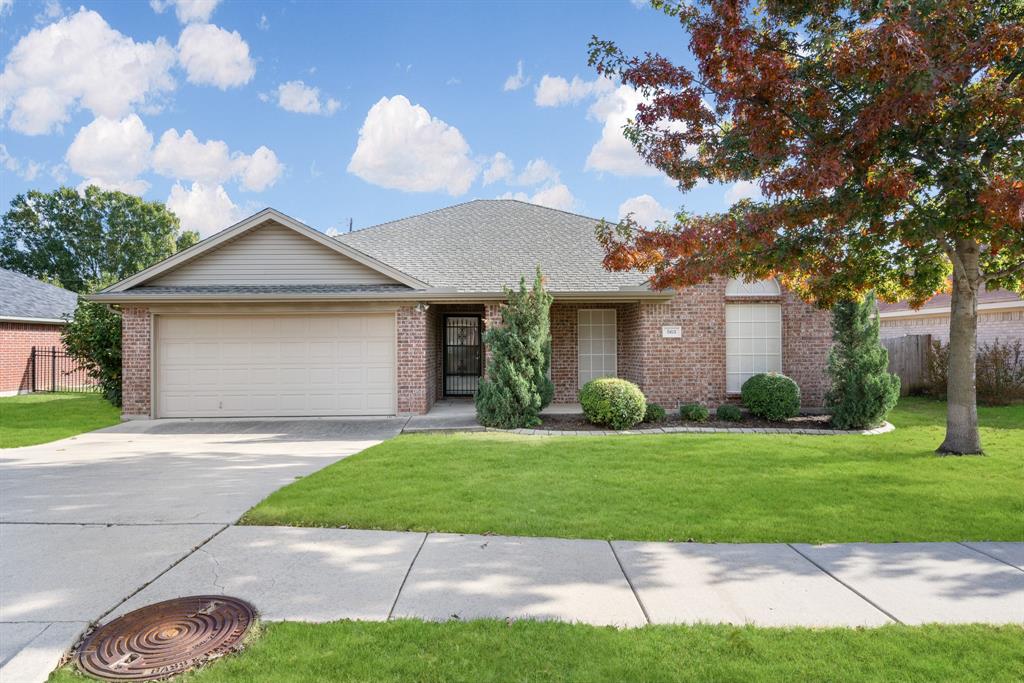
[336,200,648,292]
[119,284,413,295]
[0,267,78,321]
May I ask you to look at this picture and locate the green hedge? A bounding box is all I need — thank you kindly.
[741,373,801,421]
[579,378,646,430]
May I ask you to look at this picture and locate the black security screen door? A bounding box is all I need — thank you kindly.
[444,315,483,397]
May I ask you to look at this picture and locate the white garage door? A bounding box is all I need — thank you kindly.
[156,314,395,417]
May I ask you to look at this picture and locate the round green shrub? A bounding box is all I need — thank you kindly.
[679,403,710,422]
[716,404,743,422]
[579,378,646,430]
[644,402,667,423]
[741,372,801,421]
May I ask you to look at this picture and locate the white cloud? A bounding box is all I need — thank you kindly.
[482,152,513,186]
[725,179,761,203]
[66,114,153,195]
[236,146,282,191]
[258,14,269,30]
[499,183,577,212]
[534,74,614,107]
[618,194,673,227]
[347,95,478,196]
[152,128,283,191]
[150,0,221,24]
[503,60,527,91]
[274,80,340,116]
[177,23,255,89]
[0,0,13,16]
[0,144,44,181]
[0,9,176,135]
[513,158,559,186]
[35,0,63,22]
[585,86,661,177]
[166,182,241,236]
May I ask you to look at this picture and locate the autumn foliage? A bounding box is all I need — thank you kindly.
[590,0,1023,453]
[590,0,1023,306]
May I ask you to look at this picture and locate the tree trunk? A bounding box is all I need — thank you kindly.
[937,239,983,455]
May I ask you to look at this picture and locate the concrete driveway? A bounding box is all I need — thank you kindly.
[0,417,405,682]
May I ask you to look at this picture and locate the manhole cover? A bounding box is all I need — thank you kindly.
[76,595,255,681]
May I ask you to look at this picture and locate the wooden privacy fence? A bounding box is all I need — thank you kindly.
[881,334,931,396]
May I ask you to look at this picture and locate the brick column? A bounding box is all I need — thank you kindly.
[482,302,503,378]
[396,305,430,414]
[121,306,152,419]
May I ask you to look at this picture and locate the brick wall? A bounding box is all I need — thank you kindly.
[550,302,640,403]
[396,305,431,414]
[880,309,1024,346]
[121,307,151,417]
[546,283,832,409]
[0,322,65,394]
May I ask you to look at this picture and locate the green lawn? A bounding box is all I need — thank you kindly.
[0,393,120,448]
[242,398,1023,543]
[48,621,1024,683]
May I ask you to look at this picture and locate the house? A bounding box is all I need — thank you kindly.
[89,201,833,420]
[877,288,1024,346]
[0,268,79,396]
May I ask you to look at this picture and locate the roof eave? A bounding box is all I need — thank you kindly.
[86,287,673,305]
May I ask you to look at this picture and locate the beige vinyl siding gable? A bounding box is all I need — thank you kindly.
[152,222,401,286]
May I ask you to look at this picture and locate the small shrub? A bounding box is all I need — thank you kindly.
[716,404,742,422]
[643,402,667,423]
[741,372,801,421]
[679,403,710,422]
[579,378,646,430]
[977,340,1024,405]
[923,339,1024,406]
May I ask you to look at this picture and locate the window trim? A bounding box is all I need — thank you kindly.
[725,302,783,394]
[577,308,617,389]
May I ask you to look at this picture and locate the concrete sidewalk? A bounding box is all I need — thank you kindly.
[109,528,1024,629]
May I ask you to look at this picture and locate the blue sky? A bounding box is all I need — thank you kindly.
[0,0,754,237]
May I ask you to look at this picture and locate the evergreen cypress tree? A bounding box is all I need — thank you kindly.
[826,292,901,429]
[475,267,553,428]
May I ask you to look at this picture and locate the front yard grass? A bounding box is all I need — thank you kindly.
[0,393,120,448]
[47,621,1024,683]
[242,398,1023,543]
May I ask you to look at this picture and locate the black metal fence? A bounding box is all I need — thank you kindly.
[30,346,98,393]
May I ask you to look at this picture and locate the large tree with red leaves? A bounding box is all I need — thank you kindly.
[590,0,1024,454]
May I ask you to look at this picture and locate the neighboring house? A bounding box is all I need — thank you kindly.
[878,289,1024,346]
[0,268,78,396]
[90,201,833,420]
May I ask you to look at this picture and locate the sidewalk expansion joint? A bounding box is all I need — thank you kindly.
[387,532,428,621]
[956,542,1023,573]
[91,524,230,626]
[608,541,651,625]
[786,543,903,625]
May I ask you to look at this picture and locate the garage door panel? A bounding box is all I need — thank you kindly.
[157,314,395,417]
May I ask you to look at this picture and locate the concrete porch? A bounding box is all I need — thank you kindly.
[404,399,583,433]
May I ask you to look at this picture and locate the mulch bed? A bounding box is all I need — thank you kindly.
[539,412,836,432]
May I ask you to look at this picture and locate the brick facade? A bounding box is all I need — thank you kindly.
[121,307,152,418]
[880,309,1024,346]
[116,288,833,417]
[0,322,65,395]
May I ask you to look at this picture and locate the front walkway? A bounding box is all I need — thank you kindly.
[102,529,1022,630]
[404,400,582,432]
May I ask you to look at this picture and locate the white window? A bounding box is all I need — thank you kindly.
[725,277,781,297]
[578,309,617,388]
[726,303,782,393]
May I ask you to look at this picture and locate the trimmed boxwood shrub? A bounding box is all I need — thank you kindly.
[644,402,667,423]
[579,378,646,430]
[716,404,742,422]
[679,403,710,422]
[741,372,800,421]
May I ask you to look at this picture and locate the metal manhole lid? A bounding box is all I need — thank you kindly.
[76,595,255,681]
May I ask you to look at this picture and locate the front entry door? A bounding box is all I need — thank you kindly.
[444,315,483,396]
